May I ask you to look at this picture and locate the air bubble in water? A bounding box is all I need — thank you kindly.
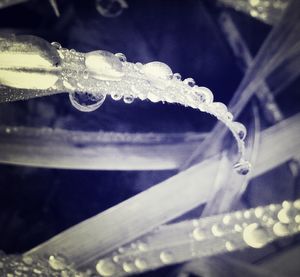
[69,92,106,112]
[96,0,127,18]
[115,52,127,62]
[142,61,173,89]
[234,160,251,175]
[96,259,116,276]
[232,122,247,140]
[85,50,124,81]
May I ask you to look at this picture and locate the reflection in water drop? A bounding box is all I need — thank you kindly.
[69,92,106,112]
[159,251,173,264]
[96,259,116,276]
[95,0,128,18]
[192,227,205,241]
[243,223,269,248]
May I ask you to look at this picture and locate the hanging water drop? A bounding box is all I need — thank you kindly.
[85,50,124,81]
[96,259,116,276]
[123,94,134,104]
[234,160,251,175]
[232,121,247,140]
[183,77,195,87]
[142,61,173,89]
[115,52,127,62]
[111,93,122,101]
[69,92,106,112]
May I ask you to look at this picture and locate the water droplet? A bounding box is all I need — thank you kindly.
[192,86,214,104]
[232,122,247,140]
[173,73,181,80]
[254,207,264,218]
[268,204,277,211]
[142,61,173,89]
[243,223,269,248]
[137,242,148,252]
[211,224,224,237]
[273,222,289,237]
[51,41,62,49]
[85,50,124,81]
[69,92,106,112]
[160,251,173,264]
[294,199,300,209]
[211,102,228,115]
[134,258,147,270]
[123,94,134,104]
[225,241,235,252]
[244,210,251,219]
[112,255,120,263]
[147,91,160,102]
[118,247,125,253]
[115,53,127,62]
[183,78,195,87]
[96,0,127,17]
[22,255,33,265]
[234,224,243,232]
[295,214,300,224]
[277,208,291,224]
[192,227,205,241]
[222,215,231,225]
[48,255,66,271]
[5,127,11,134]
[282,201,292,209]
[234,160,251,175]
[111,93,122,101]
[96,259,116,276]
[122,262,134,273]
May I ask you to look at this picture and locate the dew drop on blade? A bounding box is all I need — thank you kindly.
[183,77,195,87]
[232,121,247,140]
[159,251,173,264]
[192,86,214,104]
[173,72,181,80]
[243,223,269,248]
[115,52,127,62]
[96,259,116,276]
[142,61,173,89]
[69,91,106,112]
[85,50,124,81]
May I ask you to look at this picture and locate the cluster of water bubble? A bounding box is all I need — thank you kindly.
[53,44,250,173]
[0,252,86,277]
